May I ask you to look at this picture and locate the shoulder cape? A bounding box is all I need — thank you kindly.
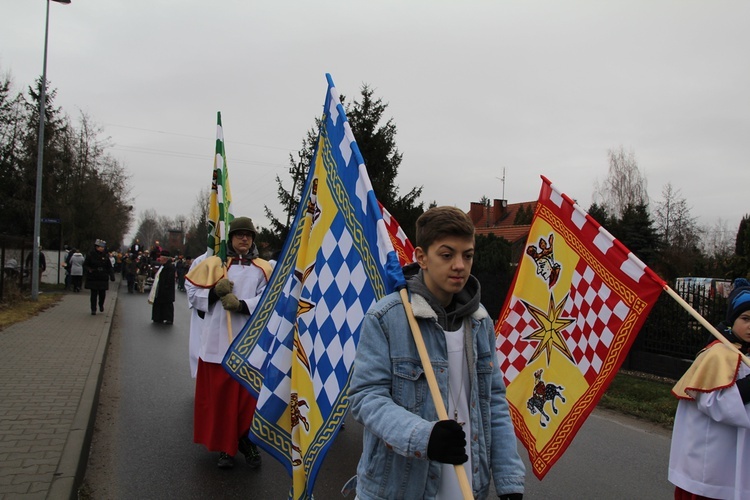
[672,340,743,400]
[185,255,272,288]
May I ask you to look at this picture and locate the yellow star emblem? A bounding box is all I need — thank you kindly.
[523,293,575,365]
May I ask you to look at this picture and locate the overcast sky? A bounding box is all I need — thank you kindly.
[3,0,748,246]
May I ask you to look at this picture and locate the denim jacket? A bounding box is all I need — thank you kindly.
[348,291,525,499]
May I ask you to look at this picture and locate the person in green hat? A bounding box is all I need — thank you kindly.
[186,216,273,470]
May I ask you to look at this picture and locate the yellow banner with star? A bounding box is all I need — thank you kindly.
[495,176,664,479]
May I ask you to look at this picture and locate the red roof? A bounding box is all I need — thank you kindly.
[475,225,532,244]
[469,200,537,244]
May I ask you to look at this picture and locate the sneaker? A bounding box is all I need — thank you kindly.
[217,452,234,469]
[238,437,262,469]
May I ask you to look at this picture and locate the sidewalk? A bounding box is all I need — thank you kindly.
[0,279,120,499]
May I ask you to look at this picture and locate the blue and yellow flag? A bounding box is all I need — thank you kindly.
[223,74,406,500]
[206,111,233,262]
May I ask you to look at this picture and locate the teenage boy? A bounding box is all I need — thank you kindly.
[348,206,525,499]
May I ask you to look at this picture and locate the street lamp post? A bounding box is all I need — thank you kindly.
[32,0,71,300]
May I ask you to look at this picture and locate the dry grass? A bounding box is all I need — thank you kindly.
[0,289,63,331]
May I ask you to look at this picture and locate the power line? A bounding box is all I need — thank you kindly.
[108,145,289,169]
[102,122,298,152]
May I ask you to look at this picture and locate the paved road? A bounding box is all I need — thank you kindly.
[82,283,363,499]
[81,280,676,499]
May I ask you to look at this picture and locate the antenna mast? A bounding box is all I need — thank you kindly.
[496,167,506,200]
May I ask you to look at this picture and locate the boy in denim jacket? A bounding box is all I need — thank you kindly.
[348,206,525,499]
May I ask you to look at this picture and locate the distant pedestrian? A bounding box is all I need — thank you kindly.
[136,255,149,293]
[68,249,84,292]
[175,255,187,292]
[669,285,750,498]
[151,250,176,324]
[150,240,163,262]
[124,254,137,293]
[84,239,115,315]
[63,246,72,290]
[25,247,46,285]
[130,238,142,257]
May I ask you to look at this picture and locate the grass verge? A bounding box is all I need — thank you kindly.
[599,369,678,429]
[0,285,64,331]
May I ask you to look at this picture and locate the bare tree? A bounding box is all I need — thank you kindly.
[593,146,649,219]
[700,218,735,259]
[135,209,161,248]
[184,188,210,257]
[654,183,700,249]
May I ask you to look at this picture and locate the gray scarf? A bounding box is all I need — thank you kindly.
[405,266,481,331]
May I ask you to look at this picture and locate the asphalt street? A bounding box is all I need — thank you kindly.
[82,280,675,499]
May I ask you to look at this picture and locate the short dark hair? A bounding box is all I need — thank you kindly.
[415,206,475,251]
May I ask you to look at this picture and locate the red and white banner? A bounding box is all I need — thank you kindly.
[495,176,665,479]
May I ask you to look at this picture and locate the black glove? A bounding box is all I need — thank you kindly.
[737,375,750,404]
[499,494,523,500]
[427,420,467,464]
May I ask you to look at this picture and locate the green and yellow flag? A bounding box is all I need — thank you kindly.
[206,111,233,262]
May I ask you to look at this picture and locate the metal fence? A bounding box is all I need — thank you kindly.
[0,235,33,302]
[625,280,731,380]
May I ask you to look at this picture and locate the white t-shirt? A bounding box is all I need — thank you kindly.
[437,324,472,499]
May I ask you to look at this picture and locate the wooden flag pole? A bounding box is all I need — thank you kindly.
[399,288,473,500]
[664,285,750,367]
[225,257,233,343]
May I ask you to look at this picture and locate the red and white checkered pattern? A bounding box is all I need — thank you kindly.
[562,262,629,384]
[495,176,666,480]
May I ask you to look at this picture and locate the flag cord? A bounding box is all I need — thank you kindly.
[399,288,473,500]
[664,285,750,367]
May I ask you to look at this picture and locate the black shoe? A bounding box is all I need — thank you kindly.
[238,437,262,469]
[99,305,104,312]
[91,310,96,315]
[217,452,234,469]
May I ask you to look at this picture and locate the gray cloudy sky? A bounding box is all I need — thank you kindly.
[3,0,748,245]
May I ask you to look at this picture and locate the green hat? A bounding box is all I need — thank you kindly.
[228,217,256,239]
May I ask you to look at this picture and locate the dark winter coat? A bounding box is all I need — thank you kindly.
[84,248,114,290]
[154,260,176,303]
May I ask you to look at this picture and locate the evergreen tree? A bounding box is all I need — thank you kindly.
[345,85,423,242]
[0,70,132,249]
[264,126,316,245]
[267,84,424,244]
[473,233,513,319]
[513,204,533,225]
[609,203,659,267]
[732,214,750,279]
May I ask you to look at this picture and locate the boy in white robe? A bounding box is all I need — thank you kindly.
[669,285,750,499]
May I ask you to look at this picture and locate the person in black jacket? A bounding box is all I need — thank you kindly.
[151,250,176,324]
[84,239,115,315]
